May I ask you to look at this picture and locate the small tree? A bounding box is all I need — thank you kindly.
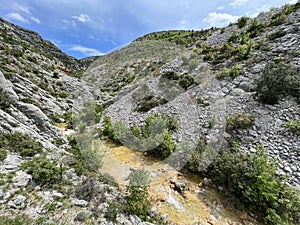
[126,169,151,220]
[21,155,60,185]
[256,58,300,104]
[237,16,249,28]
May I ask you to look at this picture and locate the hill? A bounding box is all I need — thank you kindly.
[0,2,300,225]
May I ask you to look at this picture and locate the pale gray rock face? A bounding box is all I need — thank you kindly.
[12,170,32,188]
[72,198,89,207]
[7,195,27,209]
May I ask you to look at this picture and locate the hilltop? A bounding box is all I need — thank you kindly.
[0,2,300,225]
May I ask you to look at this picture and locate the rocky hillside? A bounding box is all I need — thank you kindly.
[86,3,300,186]
[0,2,300,225]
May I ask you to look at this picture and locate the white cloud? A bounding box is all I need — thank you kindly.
[217,6,225,10]
[30,16,41,24]
[13,4,31,15]
[72,14,92,23]
[6,3,41,24]
[203,12,239,27]
[230,0,249,7]
[289,0,298,4]
[6,12,29,24]
[69,45,104,57]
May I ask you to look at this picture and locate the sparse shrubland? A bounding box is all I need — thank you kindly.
[103,113,177,159]
[209,145,300,225]
[0,132,43,157]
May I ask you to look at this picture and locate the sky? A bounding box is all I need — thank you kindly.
[0,0,298,59]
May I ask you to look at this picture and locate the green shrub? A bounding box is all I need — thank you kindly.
[270,13,287,26]
[186,139,207,172]
[134,95,167,112]
[208,115,216,129]
[268,30,287,40]
[149,130,175,159]
[237,16,249,28]
[216,64,241,79]
[103,116,116,141]
[58,91,69,98]
[161,71,180,80]
[227,30,238,43]
[103,113,176,160]
[256,58,300,104]
[226,113,254,132]
[0,90,12,110]
[286,120,300,135]
[125,169,151,220]
[179,74,195,90]
[247,19,264,38]
[66,134,103,175]
[0,148,7,161]
[7,49,24,58]
[0,132,43,157]
[74,102,104,125]
[21,155,60,185]
[51,137,65,146]
[209,145,300,225]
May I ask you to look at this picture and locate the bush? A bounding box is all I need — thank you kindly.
[0,132,43,157]
[125,169,151,220]
[103,113,176,160]
[149,130,175,159]
[270,13,287,26]
[286,119,300,135]
[75,176,97,201]
[73,102,104,127]
[226,113,254,132]
[268,30,287,40]
[247,19,264,38]
[216,64,241,79]
[256,58,300,104]
[134,95,167,112]
[186,139,207,172]
[209,145,300,225]
[237,16,249,28]
[66,134,103,175]
[21,155,60,185]
[103,116,116,141]
[0,148,7,161]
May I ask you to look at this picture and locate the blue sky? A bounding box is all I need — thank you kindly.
[0,0,297,59]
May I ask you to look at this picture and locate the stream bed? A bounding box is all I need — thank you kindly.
[100,141,259,225]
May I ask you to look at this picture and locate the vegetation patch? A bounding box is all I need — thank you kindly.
[256,57,300,104]
[286,119,300,135]
[226,113,254,132]
[103,113,177,159]
[0,132,43,157]
[134,95,168,112]
[216,64,241,79]
[0,148,7,161]
[268,30,287,40]
[21,154,61,185]
[64,134,103,176]
[209,145,300,225]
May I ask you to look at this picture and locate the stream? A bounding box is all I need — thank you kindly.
[100,141,258,225]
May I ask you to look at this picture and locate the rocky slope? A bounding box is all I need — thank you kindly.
[0,2,300,225]
[86,3,300,186]
[0,18,153,225]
